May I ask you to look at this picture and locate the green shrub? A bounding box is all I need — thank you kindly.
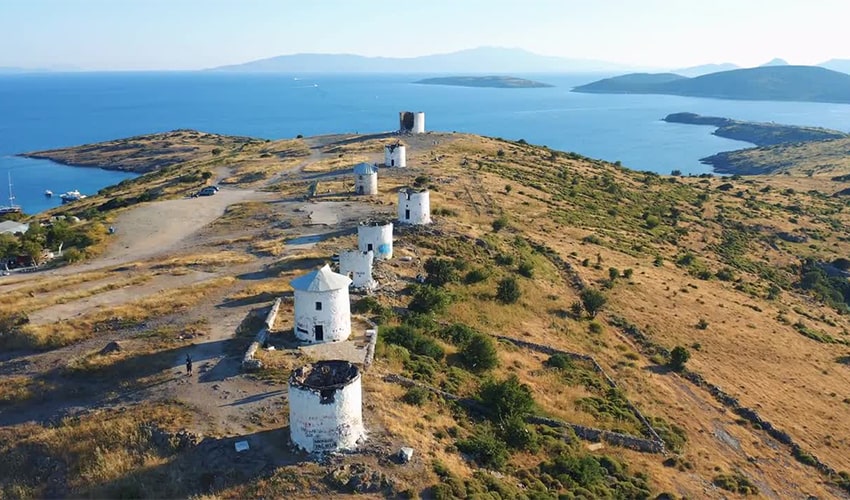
[457,425,509,469]
[492,215,509,232]
[437,323,475,345]
[713,473,759,495]
[63,248,84,263]
[424,257,458,287]
[623,268,634,279]
[352,296,381,314]
[644,214,661,229]
[608,267,619,281]
[463,267,490,284]
[696,318,709,330]
[458,333,499,372]
[496,277,521,304]
[495,253,515,266]
[517,260,534,278]
[401,386,430,406]
[545,353,575,370]
[408,285,451,314]
[479,375,535,421]
[668,346,690,372]
[580,288,607,318]
[716,267,735,281]
[588,321,603,334]
[380,325,445,360]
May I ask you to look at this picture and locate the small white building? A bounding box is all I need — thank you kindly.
[398,188,431,225]
[352,162,378,195]
[338,249,375,289]
[384,142,406,168]
[399,111,425,134]
[357,220,393,260]
[290,264,352,343]
[289,360,365,454]
[0,221,29,235]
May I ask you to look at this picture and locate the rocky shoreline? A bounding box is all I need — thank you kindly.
[664,112,849,174]
[664,112,847,147]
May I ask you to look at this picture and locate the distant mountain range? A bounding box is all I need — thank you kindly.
[572,65,850,104]
[819,59,850,74]
[208,47,643,74]
[671,63,739,77]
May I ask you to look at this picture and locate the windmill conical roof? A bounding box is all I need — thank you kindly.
[353,162,377,175]
[290,264,352,292]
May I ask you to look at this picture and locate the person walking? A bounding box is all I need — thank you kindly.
[185,354,193,375]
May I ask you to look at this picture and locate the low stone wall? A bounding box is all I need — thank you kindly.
[242,298,282,371]
[607,314,846,483]
[494,334,666,451]
[527,239,587,291]
[382,374,664,454]
[363,318,379,370]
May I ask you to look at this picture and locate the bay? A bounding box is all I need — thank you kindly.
[1,72,849,214]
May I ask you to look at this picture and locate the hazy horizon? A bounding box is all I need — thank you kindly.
[2,0,850,71]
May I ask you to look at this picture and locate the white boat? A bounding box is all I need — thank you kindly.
[0,172,22,214]
[44,190,53,197]
[60,190,86,203]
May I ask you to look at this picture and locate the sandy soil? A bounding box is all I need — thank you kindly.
[98,187,271,266]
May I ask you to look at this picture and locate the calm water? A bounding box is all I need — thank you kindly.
[2,72,850,214]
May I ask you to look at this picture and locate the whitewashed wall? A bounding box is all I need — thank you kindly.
[293,287,351,343]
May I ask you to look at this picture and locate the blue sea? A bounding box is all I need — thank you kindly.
[2,72,850,214]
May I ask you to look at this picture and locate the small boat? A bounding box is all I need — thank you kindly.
[44,190,53,197]
[60,190,86,203]
[0,172,22,214]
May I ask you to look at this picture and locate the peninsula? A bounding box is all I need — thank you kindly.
[664,112,848,146]
[413,75,552,88]
[573,65,850,104]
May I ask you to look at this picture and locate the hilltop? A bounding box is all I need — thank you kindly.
[2,130,850,498]
[413,75,552,89]
[573,65,850,103]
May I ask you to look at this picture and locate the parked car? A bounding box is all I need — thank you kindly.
[198,186,217,196]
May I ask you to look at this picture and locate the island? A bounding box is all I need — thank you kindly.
[664,112,848,146]
[413,75,553,88]
[572,65,850,104]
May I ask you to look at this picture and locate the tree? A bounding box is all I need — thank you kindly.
[479,375,535,421]
[496,277,521,304]
[671,169,682,176]
[424,257,457,287]
[608,267,620,281]
[20,240,43,266]
[668,346,690,372]
[459,333,499,372]
[580,288,607,318]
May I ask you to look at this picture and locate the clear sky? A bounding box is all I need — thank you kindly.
[2,0,849,70]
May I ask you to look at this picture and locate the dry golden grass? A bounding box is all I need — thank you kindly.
[152,251,254,271]
[0,376,58,407]
[19,277,233,349]
[0,403,193,498]
[5,274,154,316]
[0,271,112,311]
